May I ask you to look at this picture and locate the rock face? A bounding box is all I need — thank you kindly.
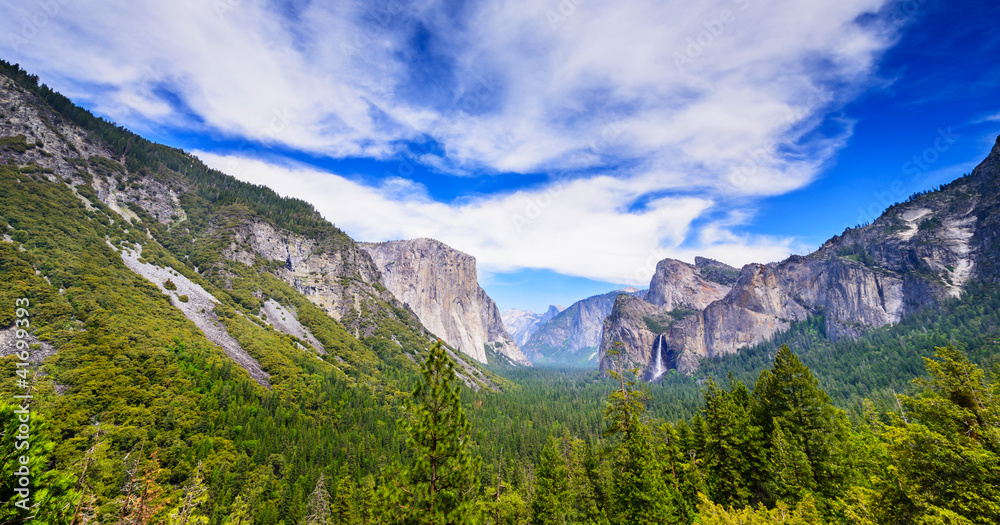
[523,288,644,366]
[646,258,734,310]
[0,66,499,391]
[360,239,529,365]
[600,137,1000,376]
[220,218,389,329]
[502,305,564,347]
[599,259,735,374]
[116,242,271,387]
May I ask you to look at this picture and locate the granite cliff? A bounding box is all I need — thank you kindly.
[600,142,1000,376]
[599,258,736,375]
[0,64,499,390]
[360,239,529,365]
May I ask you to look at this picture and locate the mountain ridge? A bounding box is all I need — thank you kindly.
[600,136,1000,377]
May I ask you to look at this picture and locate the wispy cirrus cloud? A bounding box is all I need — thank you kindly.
[0,0,902,284]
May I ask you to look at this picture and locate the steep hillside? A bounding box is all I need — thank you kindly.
[0,60,510,520]
[600,136,1000,376]
[0,61,498,390]
[502,305,564,347]
[359,238,529,365]
[523,287,643,367]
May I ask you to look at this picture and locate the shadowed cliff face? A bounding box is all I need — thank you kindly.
[522,288,643,366]
[360,238,529,365]
[600,137,1000,376]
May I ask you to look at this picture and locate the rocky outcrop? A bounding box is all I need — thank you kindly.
[646,258,733,310]
[502,305,564,347]
[0,64,502,392]
[523,288,643,366]
[359,239,529,365]
[600,137,1000,376]
[598,294,663,373]
[260,299,326,354]
[218,219,391,329]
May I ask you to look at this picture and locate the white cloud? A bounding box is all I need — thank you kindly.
[0,0,899,283]
[195,152,805,284]
[973,112,1000,124]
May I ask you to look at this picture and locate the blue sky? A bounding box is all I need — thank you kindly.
[2,0,998,313]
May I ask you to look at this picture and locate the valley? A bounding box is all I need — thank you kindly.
[1,52,999,525]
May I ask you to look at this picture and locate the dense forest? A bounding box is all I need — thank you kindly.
[1,58,999,523]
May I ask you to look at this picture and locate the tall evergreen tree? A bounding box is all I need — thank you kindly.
[399,341,481,524]
[753,344,850,501]
[852,345,1000,524]
[765,420,814,502]
[700,377,767,508]
[333,464,357,525]
[531,435,570,525]
[603,347,685,524]
[561,430,606,525]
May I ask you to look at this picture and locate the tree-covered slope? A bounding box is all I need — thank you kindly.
[0,59,504,523]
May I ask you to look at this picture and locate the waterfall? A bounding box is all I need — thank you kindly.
[651,333,666,381]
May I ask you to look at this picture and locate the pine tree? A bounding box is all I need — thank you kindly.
[356,475,376,525]
[700,377,766,508]
[863,345,1000,524]
[531,435,570,525]
[753,344,850,501]
[399,341,481,524]
[333,464,357,525]
[302,476,332,525]
[562,431,605,525]
[765,420,814,502]
[603,347,685,524]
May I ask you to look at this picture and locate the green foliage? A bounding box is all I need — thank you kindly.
[603,347,687,524]
[701,377,767,507]
[0,401,78,524]
[752,345,852,503]
[0,134,36,153]
[3,58,1000,525]
[918,216,944,231]
[698,265,740,287]
[845,346,1000,524]
[399,341,482,524]
[696,493,823,524]
[642,308,696,334]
